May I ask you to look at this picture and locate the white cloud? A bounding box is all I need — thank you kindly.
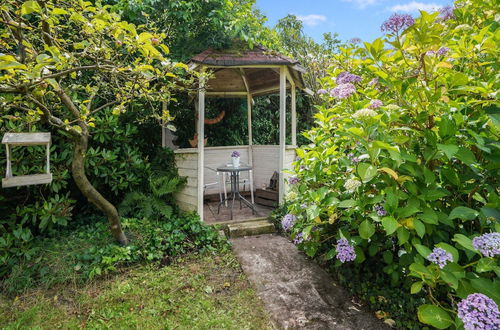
[342,0,379,9]
[390,1,442,12]
[296,14,327,26]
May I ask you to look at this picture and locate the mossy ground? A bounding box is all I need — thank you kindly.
[0,252,271,329]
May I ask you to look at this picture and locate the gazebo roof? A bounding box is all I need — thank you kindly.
[190,45,300,67]
[188,45,309,97]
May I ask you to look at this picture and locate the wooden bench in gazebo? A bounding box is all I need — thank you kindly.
[164,46,311,222]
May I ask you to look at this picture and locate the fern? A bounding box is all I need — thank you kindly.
[119,173,183,220]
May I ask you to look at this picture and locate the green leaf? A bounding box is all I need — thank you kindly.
[452,234,478,253]
[413,219,426,238]
[437,144,459,159]
[409,263,432,278]
[470,278,500,304]
[417,305,454,329]
[440,270,459,290]
[357,163,377,183]
[21,1,42,15]
[455,147,476,165]
[338,199,357,208]
[347,127,365,136]
[359,220,375,239]
[436,242,459,262]
[476,258,496,273]
[0,61,27,71]
[397,227,410,245]
[414,244,431,258]
[381,216,398,235]
[448,207,479,221]
[419,208,438,224]
[411,281,423,294]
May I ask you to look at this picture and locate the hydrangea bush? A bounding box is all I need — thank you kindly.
[283,1,499,328]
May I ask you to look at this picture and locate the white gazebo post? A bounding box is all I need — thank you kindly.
[291,82,297,146]
[197,80,205,218]
[278,66,286,203]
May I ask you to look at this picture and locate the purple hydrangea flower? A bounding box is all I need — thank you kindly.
[288,176,299,185]
[330,83,356,99]
[381,13,415,34]
[457,293,500,330]
[336,72,362,84]
[281,214,296,231]
[300,203,308,209]
[472,232,500,257]
[369,99,383,109]
[368,77,379,87]
[350,37,361,44]
[437,47,450,56]
[317,88,328,95]
[439,6,455,21]
[231,151,240,158]
[427,247,453,268]
[293,232,304,245]
[375,204,387,216]
[336,238,356,263]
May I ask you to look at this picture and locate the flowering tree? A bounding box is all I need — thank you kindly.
[283,1,499,328]
[0,0,197,244]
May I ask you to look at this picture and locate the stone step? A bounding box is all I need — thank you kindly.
[227,219,276,238]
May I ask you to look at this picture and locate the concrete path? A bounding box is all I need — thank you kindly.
[231,234,388,329]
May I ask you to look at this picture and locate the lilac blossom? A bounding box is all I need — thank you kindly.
[472,232,500,257]
[330,83,356,99]
[457,293,500,330]
[231,151,240,158]
[336,238,356,263]
[317,88,328,95]
[288,176,299,185]
[350,37,362,44]
[375,205,387,216]
[381,13,415,34]
[427,247,453,269]
[300,203,308,209]
[281,214,296,231]
[348,153,361,164]
[439,6,455,21]
[369,99,383,109]
[336,71,362,84]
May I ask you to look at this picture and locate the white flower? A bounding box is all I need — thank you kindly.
[352,108,377,119]
[286,191,298,200]
[344,178,361,192]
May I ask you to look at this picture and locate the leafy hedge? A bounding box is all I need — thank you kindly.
[282,1,499,328]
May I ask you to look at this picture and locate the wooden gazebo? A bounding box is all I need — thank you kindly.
[167,46,311,221]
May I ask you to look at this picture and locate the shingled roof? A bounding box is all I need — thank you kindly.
[190,45,300,67]
[188,46,308,97]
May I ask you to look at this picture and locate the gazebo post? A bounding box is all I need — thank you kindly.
[197,83,205,219]
[247,93,255,203]
[291,83,297,146]
[278,66,286,204]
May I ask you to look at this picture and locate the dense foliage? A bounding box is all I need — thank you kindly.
[2,214,227,294]
[283,1,499,328]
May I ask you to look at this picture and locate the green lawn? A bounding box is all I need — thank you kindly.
[0,252,271,329]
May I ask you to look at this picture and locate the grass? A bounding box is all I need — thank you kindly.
[0,251,272,329]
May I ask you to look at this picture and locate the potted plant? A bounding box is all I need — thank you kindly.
[231,151,240,167]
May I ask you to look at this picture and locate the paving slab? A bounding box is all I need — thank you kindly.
[231,234,389,329]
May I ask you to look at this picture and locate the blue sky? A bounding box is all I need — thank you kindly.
[256,0,453,43]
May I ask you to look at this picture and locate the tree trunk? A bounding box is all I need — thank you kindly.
[72,134,128,245]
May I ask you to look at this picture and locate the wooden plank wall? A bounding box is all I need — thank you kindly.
[203,146,250,194]
[174,150,198,211]
[173,145,296,210]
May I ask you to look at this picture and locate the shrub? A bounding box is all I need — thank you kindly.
[283,1,499,328]
[1,215,227,294]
